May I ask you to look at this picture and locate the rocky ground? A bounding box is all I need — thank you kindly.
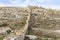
[27,6,60,40]
[0,7,30,40]
[0,6,60,40]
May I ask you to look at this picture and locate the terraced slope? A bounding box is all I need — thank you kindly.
[27,6,60,40]
[0,7,30,40]
[0,6,60,40]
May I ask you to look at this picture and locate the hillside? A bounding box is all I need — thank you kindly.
[0,6,60,40]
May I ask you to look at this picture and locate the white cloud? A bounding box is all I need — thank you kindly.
[0,0,55,6]
[9,0,20,4]
[33,0,50,2]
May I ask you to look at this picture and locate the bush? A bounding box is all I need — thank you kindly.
[0,22,7,27]
[6,30,11,34]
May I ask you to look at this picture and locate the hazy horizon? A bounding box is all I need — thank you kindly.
[0,0,60,9]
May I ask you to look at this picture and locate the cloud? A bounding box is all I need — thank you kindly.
[0,0,57,6]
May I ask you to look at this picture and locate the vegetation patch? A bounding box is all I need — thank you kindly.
[0,22,7,27]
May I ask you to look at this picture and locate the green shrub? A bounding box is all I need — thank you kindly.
[0,36,5,40]
[6,30,11,34]
[0,22,7,27]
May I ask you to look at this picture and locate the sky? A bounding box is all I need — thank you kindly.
[0,0,60,9]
